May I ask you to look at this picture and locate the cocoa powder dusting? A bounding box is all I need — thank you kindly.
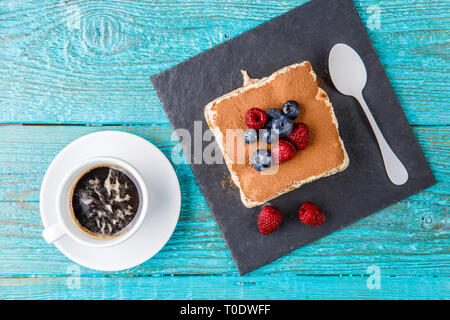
[209,62,346,204]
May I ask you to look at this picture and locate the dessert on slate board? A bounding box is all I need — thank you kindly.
[204,61,349,208]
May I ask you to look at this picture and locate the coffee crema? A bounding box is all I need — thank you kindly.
[70,165,140,239]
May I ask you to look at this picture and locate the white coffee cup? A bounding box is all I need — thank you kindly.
[42,156,149,248]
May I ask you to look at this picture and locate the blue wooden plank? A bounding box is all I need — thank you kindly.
[0,190,448,277]
[0,125,447,202]
[0,0,448,125]
[0,125,447,283]
[0,0,448,300]
[1,275,448,300]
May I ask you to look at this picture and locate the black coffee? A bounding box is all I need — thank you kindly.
[71,166,140,238]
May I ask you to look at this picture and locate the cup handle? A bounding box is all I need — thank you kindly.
[42,223,67,243]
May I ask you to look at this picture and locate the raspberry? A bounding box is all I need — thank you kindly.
[287,123,309,150]
[258,206,283,234]
[271,139,296,164]
[299,202,325,226]
[245,108,268,130]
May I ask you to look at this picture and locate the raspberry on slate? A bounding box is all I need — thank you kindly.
[258,206,284,234]
[287,123,309,150]
[298,202,325,226]
[271,139,296,164]
[245,108,268,130]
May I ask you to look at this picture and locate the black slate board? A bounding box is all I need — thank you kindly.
[151,0,435,275]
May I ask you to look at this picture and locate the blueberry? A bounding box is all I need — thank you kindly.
[264,119,273,129]
[282,101,301,120]
[266,108,283,120]
[260,128,279,144]
[243,129,258,144]
[272,115,293,136]
[251,149,272,171]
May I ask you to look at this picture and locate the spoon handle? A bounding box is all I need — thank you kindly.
[355,93,408,185]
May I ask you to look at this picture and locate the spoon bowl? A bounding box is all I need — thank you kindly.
[329,43,367,96]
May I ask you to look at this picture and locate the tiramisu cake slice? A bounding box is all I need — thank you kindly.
[204,62,349,208]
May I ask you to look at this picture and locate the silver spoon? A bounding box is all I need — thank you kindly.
[329,43,408,185]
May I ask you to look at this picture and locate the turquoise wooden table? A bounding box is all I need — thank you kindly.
[0,0,448,300]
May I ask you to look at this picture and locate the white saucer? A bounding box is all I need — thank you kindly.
[40,131,181,271]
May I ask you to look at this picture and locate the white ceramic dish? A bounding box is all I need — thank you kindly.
[40,131,181,271]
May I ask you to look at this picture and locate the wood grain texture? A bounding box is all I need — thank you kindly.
[0,126,447,283]
[1,275,448,300]
[0,0,448,300]
[0,0,448,125]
